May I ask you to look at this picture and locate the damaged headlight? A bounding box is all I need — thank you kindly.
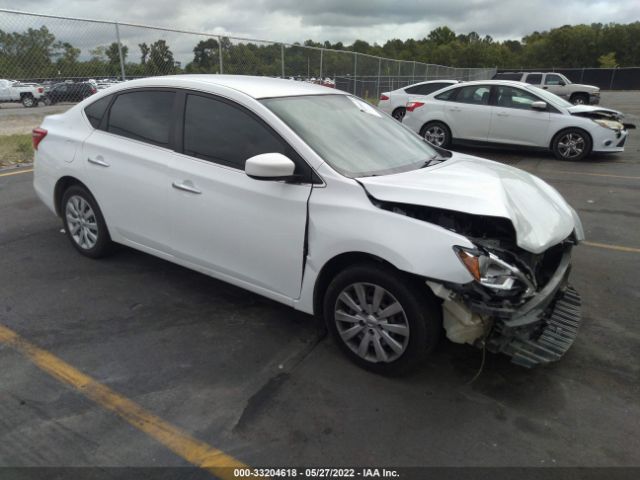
[454,246,536,296]
[593,118,624,131]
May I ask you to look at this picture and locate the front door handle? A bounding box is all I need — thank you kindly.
[172,181,202,195]
[87,156,110,167]
[449,107,462,112]
[496,113,509,117]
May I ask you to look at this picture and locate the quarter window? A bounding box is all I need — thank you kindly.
[495,86,541,110]
[107,90,175,147]
[84,95,112,129]
[405,82,449,95]
[183,94,287,170]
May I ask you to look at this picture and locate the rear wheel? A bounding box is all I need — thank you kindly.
[420,121,451,148]
[552,128,592,161]
[61,185,112,258]
[323,263,441,375]
[392,107,406,121]
[21,94,35,108]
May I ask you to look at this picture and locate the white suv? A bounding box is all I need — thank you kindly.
[33,75,584,373]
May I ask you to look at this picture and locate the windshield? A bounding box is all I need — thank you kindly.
[529,86,573,108]
[262,94,439,177]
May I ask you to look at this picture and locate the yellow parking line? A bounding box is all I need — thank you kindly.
[0,324,257,479]
[0,168,34,177]
[583,241,640,253]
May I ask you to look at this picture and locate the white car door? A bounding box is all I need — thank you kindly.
[167,92,312,300]
[443,84,493,141]
[81,89,175,253]
[489,85,550,147]
[543,73,569,99]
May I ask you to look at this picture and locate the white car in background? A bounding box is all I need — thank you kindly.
[378,80,461,121]
[403,80,633,160]
[33,75,584,373]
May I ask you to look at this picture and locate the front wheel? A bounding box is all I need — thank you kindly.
[552,128,592,161]
[323,263,441,375]
[421,121,451,148]
[571,93,589,105]
[61,185,112,258]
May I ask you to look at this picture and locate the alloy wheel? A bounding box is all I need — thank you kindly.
[393,109,405,121]
[65,195,99,250]
[557,133,585,159]
[334,282,410,363]
[424,126,446,146]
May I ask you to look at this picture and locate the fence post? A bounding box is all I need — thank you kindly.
[353,53,357,95]
[218,36,223,74]
[609,68,616,90]
[376,57,381,99]
[114,22,126,81]
[319,48,323,80]
[281,44,285,78]
[412,61,416,83]
[580,67,585,83]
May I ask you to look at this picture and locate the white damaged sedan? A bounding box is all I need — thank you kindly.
[402,80,634,160]
[33,75,584,374]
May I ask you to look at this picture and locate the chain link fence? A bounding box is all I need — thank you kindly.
[1,9,496,102]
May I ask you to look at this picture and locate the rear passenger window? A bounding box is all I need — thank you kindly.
[107,91,175,147]
[183,94,287,169]
[525,74,542,84]
[84,95,112,129]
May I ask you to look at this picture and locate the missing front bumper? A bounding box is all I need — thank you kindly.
[487,286,581,367]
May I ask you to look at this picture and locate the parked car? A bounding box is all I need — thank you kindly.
[43,82,97,105]
[403,80,633,160]
[0,79,46,107]
[33,75,585,373]
[493,72,600,105]
[378,80,461,120]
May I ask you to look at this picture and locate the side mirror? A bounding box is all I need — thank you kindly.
[531,101,547,110]
[559,81,566,86]
[245,153,297,181]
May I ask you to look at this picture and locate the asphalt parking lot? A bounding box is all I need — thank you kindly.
[1,92,639,476]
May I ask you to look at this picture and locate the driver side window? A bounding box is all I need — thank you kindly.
[545,74,563,85]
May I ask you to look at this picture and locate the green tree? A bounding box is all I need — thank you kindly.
[598,51,618,67]
[148,39,175,74]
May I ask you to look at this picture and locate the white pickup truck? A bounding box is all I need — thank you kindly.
[0,79,46,107]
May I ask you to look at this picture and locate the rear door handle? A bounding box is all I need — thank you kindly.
[172,181,202,195]
[87,156,109,167]
[496,113,509,117]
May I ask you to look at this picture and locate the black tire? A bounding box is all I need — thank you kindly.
[61,185,112,258]
[571,93,589,105]
[392,107,406,121]
[42,96,52,106]
[21,94,36,108]
[551,128,592,161]
[420,121,452,148]
[323,263,441,375]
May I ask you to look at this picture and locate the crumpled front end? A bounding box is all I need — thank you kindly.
[428,235,582,368]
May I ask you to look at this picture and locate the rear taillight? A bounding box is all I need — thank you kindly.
[379,94,390,101]
[37,87,44,93]
[406,101,424,112]
[32,128,47,150]
[91,87,96,94]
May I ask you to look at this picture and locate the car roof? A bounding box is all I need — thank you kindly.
[447,79,534,88]
[106,75,344,99]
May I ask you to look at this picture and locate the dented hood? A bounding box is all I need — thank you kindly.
[567,105,623,117]
[359,154,576,254]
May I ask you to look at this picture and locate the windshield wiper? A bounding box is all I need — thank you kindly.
[420,155,445,168]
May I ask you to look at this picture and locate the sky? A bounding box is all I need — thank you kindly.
[2,0,639,45]
[1,0,639,66]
